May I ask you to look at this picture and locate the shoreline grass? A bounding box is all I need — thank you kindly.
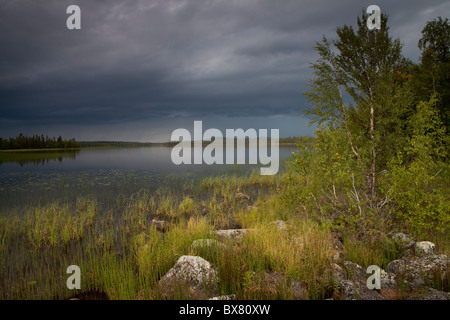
[0,171,448,300]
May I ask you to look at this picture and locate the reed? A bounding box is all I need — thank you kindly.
[0,170,447,300]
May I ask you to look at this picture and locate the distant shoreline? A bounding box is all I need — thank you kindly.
[0,138,309,152]
[78,138,308,149]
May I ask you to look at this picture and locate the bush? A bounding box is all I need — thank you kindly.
[384,96,449,237]
[386,160,449,237]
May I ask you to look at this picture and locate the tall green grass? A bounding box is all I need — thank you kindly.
[0,170,447,300]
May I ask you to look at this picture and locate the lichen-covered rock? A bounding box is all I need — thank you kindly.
[390,232,414,247]
[210,229,253,242]
[208,294,237,300]
[406,288,450,300]
[389,232,415,257]
[159,255,218,294]
[386,254,449,288]
[332,263,400,293]
[335,280,386,300]
[379,269,401,291]
[343,261,366,280]
[236,192,250,200]
[329,263,347,282]
[190,239,227,250]
[415,241,436,257]
[270,220,287,231]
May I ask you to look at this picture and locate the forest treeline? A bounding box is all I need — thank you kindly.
[0,136,314,150]
[0,133,80,150]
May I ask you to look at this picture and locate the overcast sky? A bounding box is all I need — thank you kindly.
[0,0,448,142]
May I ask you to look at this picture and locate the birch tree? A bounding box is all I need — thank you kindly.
[304,12,413,200]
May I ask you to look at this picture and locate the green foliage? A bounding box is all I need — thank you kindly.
[386,161,449,237]
[288,127,376,232]
[303,12,414,199]
[296,13,449,239]
[419,17,450,62]
[414,17,450,129]
[384,96,450,237]
[291,127,355,188]
[404,95,448,162]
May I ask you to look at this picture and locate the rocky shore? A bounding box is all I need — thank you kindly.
[156,227,449,300]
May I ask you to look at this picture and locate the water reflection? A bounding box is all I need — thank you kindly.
[0,150,80,166]
[0,146,297,210]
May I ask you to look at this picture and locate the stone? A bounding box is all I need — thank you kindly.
[406,288,450,300]
[208,294,237,300]
[415,241,436,257]
[329,263,347,282]
[190,239,227,250]
[389,232,415,257]
[378,268,411,298]
[389,232,415,248]
[210,229,254,242]
[236,192,250,200]
[159,255,218,294]
[379,269,399,291]
[343,261,366,280]
[334,280,386,300]
[270,220,287,231]
[151,219,170,232]
[386,254,449,289]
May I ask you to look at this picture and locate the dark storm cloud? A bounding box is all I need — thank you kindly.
[0,0,449,138]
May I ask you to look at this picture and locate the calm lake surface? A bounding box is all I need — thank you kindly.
[0,146,297,212]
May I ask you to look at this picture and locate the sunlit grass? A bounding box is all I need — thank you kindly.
[1,169,447,300]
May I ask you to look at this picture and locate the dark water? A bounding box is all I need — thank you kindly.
[0,146,296,212]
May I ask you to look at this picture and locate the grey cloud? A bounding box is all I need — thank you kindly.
[0,0,449,140]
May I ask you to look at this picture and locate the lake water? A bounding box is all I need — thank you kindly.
[0,146,297,212]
